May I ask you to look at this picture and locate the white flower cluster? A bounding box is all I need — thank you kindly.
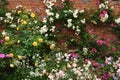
[99,1,109,9]
[4,12,13,22]
[115,17,120,24]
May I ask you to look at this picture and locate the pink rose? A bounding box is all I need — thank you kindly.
[100,13,105,18]
[110,23,115,27]
[70,53,80,58]
[91,48,97,53]
[102,10,108,14]
[96,0,100,5]
[112,47,116,51]
[97,40,104,45]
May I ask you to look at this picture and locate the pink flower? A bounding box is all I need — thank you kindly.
[110,23,115,27]
[88,29,94,34]
[102,10,108,14]
[100,13,105,18]
[102,73,111,80]
[0,54,5,58]
[91,48,97,53]
[96,0,100,5]
[0,39,4,43]
[70,53,80,58]
[93,62,98,67]
[85,59,90,64]
[112,47,116,51]
[97,40,104,45]
[95,67,98,71]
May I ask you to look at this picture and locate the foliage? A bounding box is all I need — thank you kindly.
[0,0,8,25]
[0,0,120,80]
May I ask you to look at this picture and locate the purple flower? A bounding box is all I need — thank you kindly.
[113,76,118,80]
[100,64,105,68]
[0,54,5,58]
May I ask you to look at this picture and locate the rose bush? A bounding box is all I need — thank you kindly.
[0,0,120,80]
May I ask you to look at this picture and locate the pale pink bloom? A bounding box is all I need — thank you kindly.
[5,54,10,58]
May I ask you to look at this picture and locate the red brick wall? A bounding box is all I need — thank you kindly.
[7,0,120,18]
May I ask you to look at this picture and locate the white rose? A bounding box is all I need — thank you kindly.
[50,26,55,32]
[104,1,109,4]
[115,18,120,24]
[73,13,78,18]
[72,26,75,30]
[100,18,106,22]
[81,19,86,24]
[0,17,3,20]
[40,25,48,34]
[99,3,105,9]
[5,13,11,17]
[55,13,59,19]
[83,47,88,53]
[42,18,47,23]
[48,74,54,79]
[67,19,72,23]
[72,63,77,67]
[67,23,72,28]
[2,31,7,37]
[10,24,17,28]
[45,9,54,16]
[105,14,109,19]
[79,10,84,13]
[49,17,54,23]
[76,29,80,33]
[74,9,79,14]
